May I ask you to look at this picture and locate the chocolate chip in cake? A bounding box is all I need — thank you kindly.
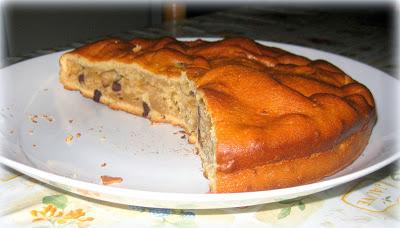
[78,74,85,84]
[142,102,150,117]
[93,89,102,102]
[112,81,121,92]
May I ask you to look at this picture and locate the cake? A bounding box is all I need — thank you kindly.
[59,37,376,193]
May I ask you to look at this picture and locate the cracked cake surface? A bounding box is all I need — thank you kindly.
[59,37,376,193]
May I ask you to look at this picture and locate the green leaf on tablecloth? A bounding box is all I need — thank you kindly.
[42,195,68,209]
[297,201,305,211]
[277,207,291,219]
[385,196,392,202]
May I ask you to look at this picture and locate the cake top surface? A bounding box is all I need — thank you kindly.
[68,37,376,173]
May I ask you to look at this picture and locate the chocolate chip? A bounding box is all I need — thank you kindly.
[112,81,121,91]
[78,74,85,84]
[93,89,102,102]
[142,102,150,117]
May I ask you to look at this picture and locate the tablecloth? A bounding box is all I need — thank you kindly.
[0,163,399,227]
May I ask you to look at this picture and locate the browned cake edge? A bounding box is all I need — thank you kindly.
[213,120,374,192]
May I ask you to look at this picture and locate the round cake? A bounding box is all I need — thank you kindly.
[59,37,376,193]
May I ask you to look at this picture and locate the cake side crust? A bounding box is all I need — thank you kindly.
[212,120,374,192]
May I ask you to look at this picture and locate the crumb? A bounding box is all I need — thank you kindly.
[100,136,106,142]
[41,114,54,123]
[69,119,73,123]
[76,132,81,138]
[32,144,36,148]
[101,163,107,167]
[43,88,48,91]
[9,130,14,134]
[180,135,186,139]
[30,115,39,123]
[65,134,73,143]
[29,114,54,123]
[100,175,123,185]
[28,129,34,135]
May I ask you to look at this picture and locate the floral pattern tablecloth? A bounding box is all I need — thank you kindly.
[0,161,399,228]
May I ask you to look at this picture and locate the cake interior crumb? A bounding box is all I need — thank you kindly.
[62,58,217,191]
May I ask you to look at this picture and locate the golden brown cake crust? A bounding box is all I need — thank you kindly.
[61,37,376,192]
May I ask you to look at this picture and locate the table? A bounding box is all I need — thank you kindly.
[1,6,399,227]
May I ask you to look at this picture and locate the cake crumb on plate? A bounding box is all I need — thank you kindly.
[29,115,38,123]
[100,175,123,185]
[65,134,73,144]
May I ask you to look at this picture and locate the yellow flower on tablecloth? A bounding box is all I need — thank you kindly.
[31,204,94,226]
[31,204,94,225]
[30,195,94,227]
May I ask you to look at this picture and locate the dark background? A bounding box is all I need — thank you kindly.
[0,1,395,70]
[1,2,237,58]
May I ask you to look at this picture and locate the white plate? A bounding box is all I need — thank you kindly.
[0,39,399,209]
